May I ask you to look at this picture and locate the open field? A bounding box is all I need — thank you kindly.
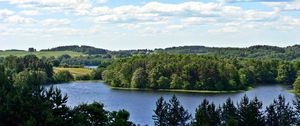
[0,51,84,58]
[54,67,93,77]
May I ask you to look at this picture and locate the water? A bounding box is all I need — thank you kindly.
[51,82,296,125]
[84,66,98,69]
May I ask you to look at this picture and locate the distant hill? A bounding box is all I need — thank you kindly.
[0,51,84,58]
[2,44,300,60]
[155,45,300,60]
[41,45,108,55]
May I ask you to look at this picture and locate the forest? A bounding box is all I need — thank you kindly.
[1,45,300,125]
[103,54,300,91]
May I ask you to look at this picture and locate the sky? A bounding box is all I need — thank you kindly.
[0,0,300,50]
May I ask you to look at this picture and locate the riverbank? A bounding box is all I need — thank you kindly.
[110,86,253,94]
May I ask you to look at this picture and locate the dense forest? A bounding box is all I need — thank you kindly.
[41,44,300,60]
[41,45,109,55]
[103,54,300,91]
[153,95,300,126]
[155,45,300,61]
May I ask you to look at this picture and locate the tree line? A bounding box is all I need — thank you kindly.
[1,55,106,84]
[155,45,300,61]
[103,54,300,91]
[153,95,300,126]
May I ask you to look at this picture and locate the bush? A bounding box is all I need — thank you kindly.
[53,70,74,83]
[14,70,48,87]
[76,74,92,81]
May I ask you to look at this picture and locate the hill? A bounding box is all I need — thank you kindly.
[41,45,108,55]
[155,45,300,60]
[0,51,84,58]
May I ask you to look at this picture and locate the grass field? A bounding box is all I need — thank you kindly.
[0,51,85,58]
[54,67,93,77]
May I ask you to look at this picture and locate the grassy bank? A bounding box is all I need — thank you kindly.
[110,86,253,94]
[54,67,93,77]
[0,51,84,58]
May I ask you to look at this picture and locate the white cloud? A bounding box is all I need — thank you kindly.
[183,17,217,25]
[10,0,93,15]
[166,25,185,30]
[96,0,108,4]
[40,19,71,26]
[118,24,140,30]
[0,9,15,19]
[208,27,238,33]
[19,10,40,16]
[262,1,300,11]
[5,15,36,24]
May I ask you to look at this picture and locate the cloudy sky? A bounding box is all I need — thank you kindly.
[0,0,299,50]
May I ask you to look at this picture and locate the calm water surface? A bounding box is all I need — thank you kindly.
[51,82,296,125]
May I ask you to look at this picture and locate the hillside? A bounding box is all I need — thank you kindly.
[155,45,300,60]
[41,45,108,55]
[0,51,84,58]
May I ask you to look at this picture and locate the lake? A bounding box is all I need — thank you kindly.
[51,82,297,125]
[84,66,98,69]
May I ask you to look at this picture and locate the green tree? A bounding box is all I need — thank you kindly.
[276,62,296,84]
[266,95,295,126]
[167,95,191,126]
[170,74,183,89]
[131,67,147,88]
[237,96,265,126]
[221,98,238,126]
[157,76,170,89]
[14,70,48,87]
[109,109,133,126]
[194,99,220,126]
[71,102,109,126]
[293,75,300,94]
[53,70,74,83]
[153,97,168,126]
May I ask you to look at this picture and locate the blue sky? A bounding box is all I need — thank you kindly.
[0,0,299,50]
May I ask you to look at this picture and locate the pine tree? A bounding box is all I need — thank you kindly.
[167,95,191,126]
[153,97,168,126]
[221,98,238,126]
[266,95,295,126]
[237,96,265,126]
[194,99,221,126]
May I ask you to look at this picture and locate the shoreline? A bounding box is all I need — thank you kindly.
[110,86,253,94]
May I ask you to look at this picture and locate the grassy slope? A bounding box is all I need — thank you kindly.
[54,67,93,77]
[0,51,84,58]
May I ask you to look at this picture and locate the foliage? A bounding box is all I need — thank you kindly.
[153,95,191,126]
[104,54,300,91]
[41,45,108,55]
[0,64,134,126]
[294,75,300,94]
[155,45,300,61]
[53,70,74,83]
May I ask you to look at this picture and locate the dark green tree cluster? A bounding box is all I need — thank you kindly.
[155,45,300,61]
[153,95,192,126]
[53,70,74,83]
[3,55,53,83]
[154,95,300,126]
[41,45,108,55]
[294,75,300,94]
[0,64,134,126]
[104,54,299,91]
